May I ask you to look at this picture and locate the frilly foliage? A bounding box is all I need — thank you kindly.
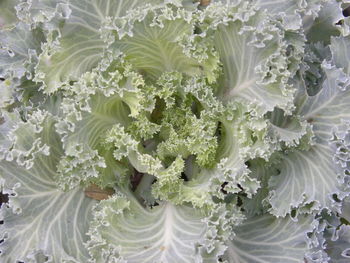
[1,0,350,262]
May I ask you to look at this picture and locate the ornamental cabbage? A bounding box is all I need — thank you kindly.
[1,0,350,262]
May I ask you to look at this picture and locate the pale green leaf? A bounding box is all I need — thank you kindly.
[0,22,44,79]
[55,90,132,190]
[223,215,313,263]
[210,4,295,114]
[268,62,350,216]
[0,0,18,29]
[331,35,350,75]
[326,225,350,263]
[267,107,309,147]
[268,144,341,217]
[256,0,324,17]
[87,193,209,263]
[110,5,218,82]
[305,0,344,44]
[59,92,131,155]
[0,113,96,262]
[35,0,160,93]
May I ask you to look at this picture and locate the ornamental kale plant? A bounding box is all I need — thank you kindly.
[1,0,350,262]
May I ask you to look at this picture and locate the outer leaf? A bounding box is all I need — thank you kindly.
[222,215,314,263]
[0,114,96,262]
[256,0,325,30]
[268,62,350,216]
[268,143,342,217]
[55,90,132,190]
[59,92,131,154]
[304,0,344,44]
[205,2,295,114]
[1,109,52,169]
[0,0,18,29]
[325,225,350,263]
[0,22,44,79]
[267,107,309,147]
[87,193,209,263]
[35,0,160,93]
[109,5,219,82]
[330,35,350,75]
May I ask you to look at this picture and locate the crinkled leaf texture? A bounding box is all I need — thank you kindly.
[34,0,162,93]
[87,193,211,263]
[0,113,96,262]
[223,215,314,263]
[1,0,350,262]
[268,62,350,217]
